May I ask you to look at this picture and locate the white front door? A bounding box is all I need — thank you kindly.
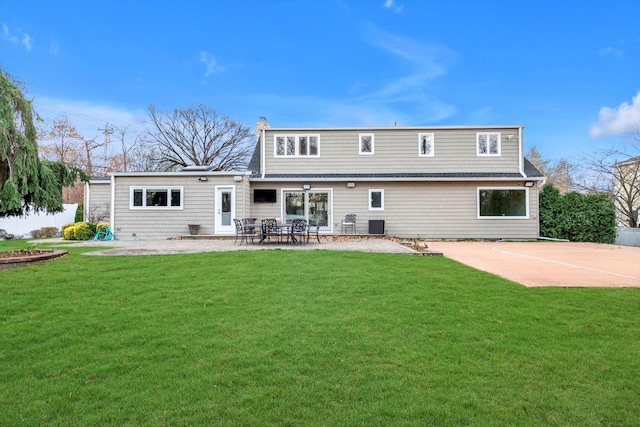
[215,186,235,234]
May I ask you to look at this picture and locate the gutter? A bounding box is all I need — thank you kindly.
[249,176,547,183]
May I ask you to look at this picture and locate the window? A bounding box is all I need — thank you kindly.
[274,135,319,157]
[478,188,528,218]
[369,189,384,210]
[282,189,331,228]
[130,187,183,209]
[359,133,374,155]
[477,132,501,156]
[419,133,434,157]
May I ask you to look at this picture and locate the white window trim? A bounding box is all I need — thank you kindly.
[273,134,320,157]
[476,132,501,156]
[477,187,529,219]
[359,133,375,155]
[369,189,384,211]
[418,133,435,157]
[130,186,184,210]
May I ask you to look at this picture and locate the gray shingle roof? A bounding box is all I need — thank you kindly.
[523,157,544,178]
[261,172,525,179]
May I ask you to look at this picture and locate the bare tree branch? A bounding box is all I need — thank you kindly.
[576,135,640,227]
[142,104,253,171]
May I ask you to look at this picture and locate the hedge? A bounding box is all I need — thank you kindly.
[539,184,616,244]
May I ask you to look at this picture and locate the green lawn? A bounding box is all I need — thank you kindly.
[1,242,638,426]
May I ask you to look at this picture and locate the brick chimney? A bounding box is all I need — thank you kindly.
[256,116,270,137]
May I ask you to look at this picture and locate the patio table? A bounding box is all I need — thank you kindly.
[254,222,293,244]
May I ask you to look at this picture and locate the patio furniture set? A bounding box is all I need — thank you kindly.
[233,218,324,245]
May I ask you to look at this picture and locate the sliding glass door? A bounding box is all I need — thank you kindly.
[283,190,331,229]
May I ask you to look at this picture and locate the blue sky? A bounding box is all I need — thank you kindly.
[1,0,639,161]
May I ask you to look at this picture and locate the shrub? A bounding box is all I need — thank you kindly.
[41,227,59,238]
[62,222,97,240]
[63,225,76,240]
[96,222,110,230]
[0,229,14,240]
[73,222,97,240]
[75,204,84,222]
[31,227,60,238]
[539,184,616,243]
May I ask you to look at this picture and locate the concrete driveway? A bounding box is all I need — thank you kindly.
[426,241,640,288]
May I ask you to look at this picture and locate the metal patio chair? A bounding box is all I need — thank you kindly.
[341,214,356,234]
[233,218,253,245]
[290,218,308,244]
[261,218,282,244]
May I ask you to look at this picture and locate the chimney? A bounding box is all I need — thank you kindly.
[256,116,270,137]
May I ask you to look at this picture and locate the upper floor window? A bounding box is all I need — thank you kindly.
[359,133,374,155]
[419,133,434,157]
[477,132,501,156]
[274,135,319,157]
[131,187,183,209]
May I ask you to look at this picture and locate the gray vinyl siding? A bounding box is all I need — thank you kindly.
[264,127,522,176]
[112,175,245,240]
[247,183,285,221]
[248,180,539,239]
[86,182,111,222]
[330,181,538,239]
[368,181,539,239]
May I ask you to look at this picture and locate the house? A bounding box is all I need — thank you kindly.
[85,122,545,240]
[613,155,640,228]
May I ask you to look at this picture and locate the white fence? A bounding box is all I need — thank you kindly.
[0,204,77,238]
[615,227,640,247]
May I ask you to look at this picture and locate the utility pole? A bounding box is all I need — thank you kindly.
[98,123,114,171]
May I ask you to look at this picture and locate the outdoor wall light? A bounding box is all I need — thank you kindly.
[302,184,311,190]
[346,182,356,188]
[524,181,534,187]
[198,176,208,182]
[233,175,243,182]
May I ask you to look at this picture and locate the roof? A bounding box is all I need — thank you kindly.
[263,124,526,132]
[614,154,640,166]
[523,157,545,178]
[247,139,261,175]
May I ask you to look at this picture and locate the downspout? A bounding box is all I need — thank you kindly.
[260,129,266,178]
[110,175,116,234]
[518,126,525,177]
[84,182,90,221]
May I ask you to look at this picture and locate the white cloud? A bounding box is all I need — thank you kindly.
[383,0,403,13]
[22,33,32,51]
[199,51,224,78]
[590,91,640,137]
[34,96,150,146]
[352,26,457,122]
[241,27,459,127]
[599,46,624,57]
[2,24,31,51]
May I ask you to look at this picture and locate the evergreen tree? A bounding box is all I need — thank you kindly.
[0,71,86,217]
